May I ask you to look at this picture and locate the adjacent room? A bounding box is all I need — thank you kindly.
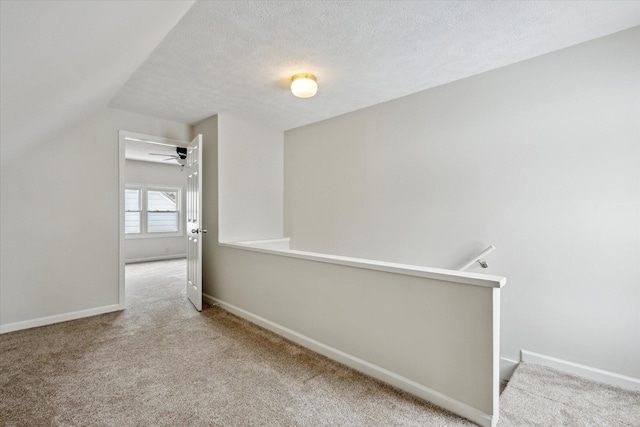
[121,132,190,307]
[1,1,639,426]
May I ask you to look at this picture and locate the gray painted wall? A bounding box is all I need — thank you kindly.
[0,108,192,326]
[218,114,284,243]
[284,28,640,378]
[197,114,500,421]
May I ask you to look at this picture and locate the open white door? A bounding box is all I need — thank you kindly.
[186,134,204,311]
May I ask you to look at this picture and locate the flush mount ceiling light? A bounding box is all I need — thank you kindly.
[291,73,317,98]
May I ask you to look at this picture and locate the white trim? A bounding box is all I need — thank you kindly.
[126,254,186,264]
[520,350,640,392]
[491,288,500,417]
[221,239,506,288]
[500,358,519,381]
[122,131,187,148]
[125,233,184,240]
[203,294,497,427]
[236,237,291,245]
[119,131,126,309]
[0,304,121,334]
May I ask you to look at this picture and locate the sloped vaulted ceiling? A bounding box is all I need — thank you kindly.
[0,0,195,167]
[2,1,639,167]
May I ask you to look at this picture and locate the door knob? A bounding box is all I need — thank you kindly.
[191,228,208,234]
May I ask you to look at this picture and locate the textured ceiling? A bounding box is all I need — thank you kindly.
[2,1,639,168]
[110,1,640,131]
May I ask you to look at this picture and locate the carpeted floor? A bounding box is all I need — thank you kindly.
[499,362,640,426]
[0,259,474,426]
[2,259,638,426]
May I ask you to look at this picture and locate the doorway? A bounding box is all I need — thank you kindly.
[118,131,190,309]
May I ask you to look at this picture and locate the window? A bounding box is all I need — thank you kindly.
[125,188,141,234]
[125,185,182,237]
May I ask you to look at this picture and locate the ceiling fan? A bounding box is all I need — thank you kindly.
[149,147,188,170]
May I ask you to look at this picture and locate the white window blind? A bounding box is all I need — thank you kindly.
[147,190,178,233]
[125,189,141,234]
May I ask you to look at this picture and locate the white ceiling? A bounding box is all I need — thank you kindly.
[2,1,639,167]
[0,0,195,167]
[109,0,640,130]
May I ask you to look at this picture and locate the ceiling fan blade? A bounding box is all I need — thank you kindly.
[149,153,176,157]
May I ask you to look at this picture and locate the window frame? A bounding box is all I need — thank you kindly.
[125,184,183,239]
[124,187,142,235]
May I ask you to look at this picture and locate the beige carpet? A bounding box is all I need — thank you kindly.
[0,259,474,427]
[499,363,640,426]
[3,259,638,426]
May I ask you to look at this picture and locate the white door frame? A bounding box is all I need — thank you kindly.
[118,130,190,309]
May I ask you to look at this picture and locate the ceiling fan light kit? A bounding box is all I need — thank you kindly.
[148,146,188,170]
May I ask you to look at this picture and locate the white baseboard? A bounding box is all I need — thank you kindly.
[203,293,497,427]
[0,304,121,334]
[500,358,519,381]
[125,254,186,264]
[521,350,640,392]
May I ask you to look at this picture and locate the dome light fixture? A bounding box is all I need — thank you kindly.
[291,73,317,98]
